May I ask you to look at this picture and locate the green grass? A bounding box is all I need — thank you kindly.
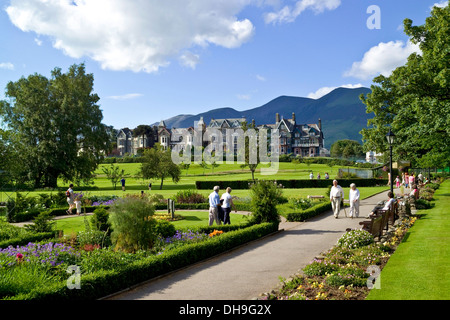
[55,211,249,235]
[366,180,450,300]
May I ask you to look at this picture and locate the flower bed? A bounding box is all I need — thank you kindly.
[260,216,419,300]
[1,221,278,300]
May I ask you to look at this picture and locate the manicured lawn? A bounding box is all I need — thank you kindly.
[55,211,249,235]
[366,180,450,300]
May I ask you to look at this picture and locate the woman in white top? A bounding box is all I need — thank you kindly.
[221,187,236,225]
[349,183,360,218]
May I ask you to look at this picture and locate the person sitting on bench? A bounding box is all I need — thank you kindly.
[368,191,395,218]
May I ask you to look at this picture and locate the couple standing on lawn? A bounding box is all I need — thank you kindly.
[208,186,237,226]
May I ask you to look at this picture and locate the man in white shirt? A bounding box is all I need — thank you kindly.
[330,180,344,218]
[349,183,360,218]
[221,187,236,225]
[208,186,221,226]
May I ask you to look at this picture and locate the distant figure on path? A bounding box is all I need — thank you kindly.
[121,178,126,191]
[208,186,222,226]
[66,184,75,215]
[325,172,329,179]
[330,180,344,219]
[349,183,360,218]
[317,173,321,179]
[221,187,236,225]
[309,172,314,179]
[148,182,152,191]
[74,195,82,216]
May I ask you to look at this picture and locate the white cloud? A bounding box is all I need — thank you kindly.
[307,83,363,99]
[432,1,448,8]
[256,74,266,81]
[179,51,200,70]
[344,41,421,80]
[6,0,255,73]
[107,93,143,101]
[237,94,251,100]
[264,0,341,24]
[0,62,14,70]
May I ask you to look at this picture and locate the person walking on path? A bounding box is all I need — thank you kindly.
[121,178,126,191]
[208,186,222,226]
[66,184,75,215]
[221,187,236,225]
[330,180,344,218]
[348,183,360,218]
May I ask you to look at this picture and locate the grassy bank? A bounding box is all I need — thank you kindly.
[366,180,450,300]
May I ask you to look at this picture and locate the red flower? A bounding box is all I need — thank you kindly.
[16,253,24,261]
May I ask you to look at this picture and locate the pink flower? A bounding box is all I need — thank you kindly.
[16,253,24,261]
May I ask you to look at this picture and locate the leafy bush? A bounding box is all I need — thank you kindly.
[249,180,282,224]
[414,199,432,209]
[77,230,111,248]
[24,211,56,233]
[90,207,111,233]
[154,220,176,238]
[173,190,207,204]
[325,265,368,287]
[109,197,157,252]
[337,230,374,249]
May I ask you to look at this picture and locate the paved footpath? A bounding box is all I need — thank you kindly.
[104,190,391,300]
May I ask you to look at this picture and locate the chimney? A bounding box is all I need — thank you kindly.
[251,119,255,128]
[276,113,280,124]
[318,118,322,130]
[292,112,296,123]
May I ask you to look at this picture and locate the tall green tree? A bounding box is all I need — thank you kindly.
[140,143,181,190]
[360,4,450,168]
[0,64,110,188]
[133,124,154,151]
[330,140,364,159]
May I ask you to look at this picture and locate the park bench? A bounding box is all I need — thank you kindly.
[307,195,324,199]
[359,214,383,241]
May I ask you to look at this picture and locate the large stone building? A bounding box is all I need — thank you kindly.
[116,114,326,157]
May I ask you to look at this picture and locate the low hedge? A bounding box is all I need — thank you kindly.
[0,231,60,249]
[12,206,111,223]
[195,179,388,190]
[11,222,279,300]
[286,202,350,222]
[154,202,252,212]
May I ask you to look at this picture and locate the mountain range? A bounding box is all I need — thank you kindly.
[153,87,372,149]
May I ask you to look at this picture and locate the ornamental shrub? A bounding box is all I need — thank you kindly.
[109,196,157,253]
[154,220,176,238]
[173,190,207,204]
[337,230,374,250]
[90,207,112,233]
[249,180,282,224]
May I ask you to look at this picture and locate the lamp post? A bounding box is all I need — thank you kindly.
[386,129,396,195]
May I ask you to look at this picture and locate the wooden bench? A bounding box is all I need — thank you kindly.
[307,195,324,199]
[359,214,383,241]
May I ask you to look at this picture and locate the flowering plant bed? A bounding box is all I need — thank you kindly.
[260,216,419,300]
[0,221,278,300]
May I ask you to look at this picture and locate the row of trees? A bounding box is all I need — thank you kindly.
[360,4,450,169]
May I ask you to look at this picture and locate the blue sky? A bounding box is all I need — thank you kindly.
[0,0,447,130]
